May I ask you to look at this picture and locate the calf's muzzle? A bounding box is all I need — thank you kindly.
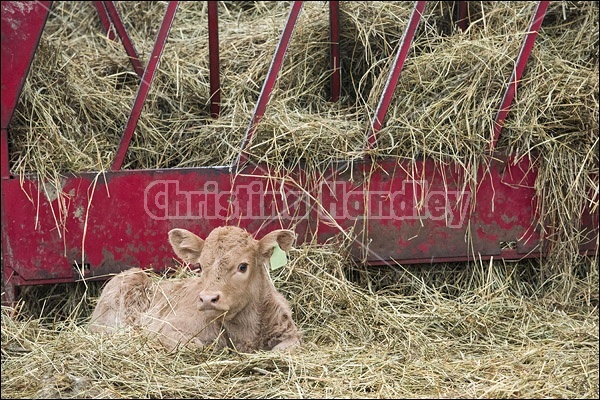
[199,291,222,311]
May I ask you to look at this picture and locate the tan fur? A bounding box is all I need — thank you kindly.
[89,226,302,352]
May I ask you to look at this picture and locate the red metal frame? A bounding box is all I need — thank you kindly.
[456,1,469,32]
[236,1,304,168]
[329,1,340,102]
[111,1,179,171]
[1,0,53,302]
[2,156,597,283]
[102,1,145,78]
[366,1,426,150]
[490,1,550,153]
[1,1,52,178]
[1,1,598,304]
[93,1,116,41]
[208,1,221,119]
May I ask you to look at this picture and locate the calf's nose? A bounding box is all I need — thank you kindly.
[199,291,221,310]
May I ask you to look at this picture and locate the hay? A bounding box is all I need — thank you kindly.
[2,242,598,398]
[2,1,599,398]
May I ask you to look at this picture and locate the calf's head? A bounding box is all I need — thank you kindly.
[168,226,295,318]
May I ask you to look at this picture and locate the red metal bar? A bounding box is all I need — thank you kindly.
[235,1,304,168]
[94,1,116,41]
[456,1,468,32]
[1,0,52,302]
[1,1,52,179]
[0,1,51,131]
[490,1,549,153]
[366,1,426,150]
[329,1,340,102]
[103,1,145,78]
[208,1,220,119]
[0,129,8,178]
[111,1,179,171]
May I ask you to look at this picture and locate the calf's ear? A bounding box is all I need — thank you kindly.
[168,228,205,264]
[258,229,296,258]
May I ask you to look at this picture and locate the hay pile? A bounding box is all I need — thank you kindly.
[2,242,598,398]
[2,1,598,398]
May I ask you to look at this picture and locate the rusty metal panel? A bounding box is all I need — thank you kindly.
[3,157,596,289]
[313,156,546,262]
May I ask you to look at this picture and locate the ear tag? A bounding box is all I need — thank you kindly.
[270,244,288,271]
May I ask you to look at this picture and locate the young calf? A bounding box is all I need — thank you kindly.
[89,226,302,352]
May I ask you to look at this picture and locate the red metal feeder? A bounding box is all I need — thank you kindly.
[1,1,597,304]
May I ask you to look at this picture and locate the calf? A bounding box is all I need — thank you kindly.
[89,226,302,352]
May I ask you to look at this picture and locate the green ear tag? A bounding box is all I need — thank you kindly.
[270,243,288,270]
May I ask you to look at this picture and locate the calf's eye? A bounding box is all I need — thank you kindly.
[238,263,248,273]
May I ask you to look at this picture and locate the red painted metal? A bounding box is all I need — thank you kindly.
[2,157,597,289]
[208,1,220,118]
[0,1,51,133]
[0,129,9,179]
[456,1,468,32]
[94,1,116,41]
[490,1,549,153]
[1,0,52,302]
[329,1,340,102]
[236,1,304,168]
[1,0,51,180]
[103,1,145,78]
[366,1,426,150]
[111,1,179,171]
